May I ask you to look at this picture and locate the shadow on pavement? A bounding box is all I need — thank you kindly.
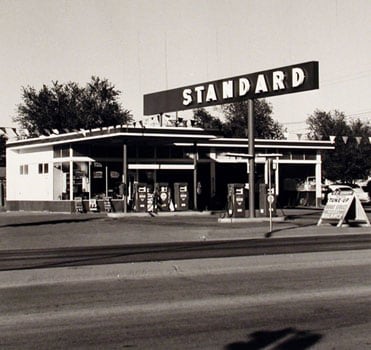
[224,327,322,349]
[264,222,316,238]
[0,217,102,228]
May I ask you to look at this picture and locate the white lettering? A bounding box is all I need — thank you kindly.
[194,86,205,103]
[182,65,309,107]
[272,71,285,90]
[292,67,305,87]
[182,88,192,106]
[255,74,268,93]
[239,78,250,96]
[222,80,233,99]
[206,84,218,102]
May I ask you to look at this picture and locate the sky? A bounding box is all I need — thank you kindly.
[1,0,370,134]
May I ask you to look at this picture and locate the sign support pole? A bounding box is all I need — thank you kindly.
[248,99,255,218]
[123,144,128,213]
[193,144,198,210]
[268,158,273,232]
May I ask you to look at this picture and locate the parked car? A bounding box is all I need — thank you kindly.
[348,184,371,205]
[359,179,371,195]
[322,184,371,205]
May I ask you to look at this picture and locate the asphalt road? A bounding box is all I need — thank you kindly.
[1,234,370,271]
[1,250,370,349]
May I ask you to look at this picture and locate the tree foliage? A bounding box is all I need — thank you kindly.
[14,77,132,136]
[307,109,371,182]
[222,99,285,139]
[193,108,224,131]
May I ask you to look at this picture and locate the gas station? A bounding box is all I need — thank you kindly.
[5,61,334,215]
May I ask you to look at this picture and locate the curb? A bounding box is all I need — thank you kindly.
[1,249,371,288]
[107,210,215,218]
[218,216,286,223]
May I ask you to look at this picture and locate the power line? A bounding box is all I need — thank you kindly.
[281,111,370,127]
[321,68,371,87]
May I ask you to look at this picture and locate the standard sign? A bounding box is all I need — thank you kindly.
[144,61,319,115]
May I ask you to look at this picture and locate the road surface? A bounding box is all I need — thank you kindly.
[1,233,370,271]
[0,250,370,349]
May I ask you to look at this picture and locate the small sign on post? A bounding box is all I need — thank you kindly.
[318,194,370,227]
[267,193,275,232]
[267,194,275,204]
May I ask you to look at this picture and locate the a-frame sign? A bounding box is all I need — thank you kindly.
[318,194,370,227]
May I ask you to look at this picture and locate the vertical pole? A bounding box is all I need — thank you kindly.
[88,161,91,201]
[105,165,108,197]
[69,145,73,200]
[268,158,272,232]
[248,99,255,218]
[123,144,128,213]
[193,145,198,210]
[275,158,279,196]
[315,151,322,207]
[0,180,3,207]
[210,160,216,198]
[154,146,157,184]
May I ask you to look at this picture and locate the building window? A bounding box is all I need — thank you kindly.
[54,145,70,158]
[20,164,28,175]
[38,163,49,174]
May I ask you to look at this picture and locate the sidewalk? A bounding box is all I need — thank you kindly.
[0,208,370,251]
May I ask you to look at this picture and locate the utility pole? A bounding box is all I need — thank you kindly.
[248,99,255,218]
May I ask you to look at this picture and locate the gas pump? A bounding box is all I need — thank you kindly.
[174,182,189,211]
[133,182,148,212]
[155,182,171,211]
[227,183,245,217]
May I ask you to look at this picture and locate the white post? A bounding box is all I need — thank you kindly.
[275,158,280,196]
[69,145,73,200]
[88,161,91,201]
[315,151,322,207]
[123,144,128,213]
[268,158,273,233]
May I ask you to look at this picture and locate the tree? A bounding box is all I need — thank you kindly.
[193,108,224,131]
[221,99,285,139]
[14,77,132,136]
[306,109,371,182]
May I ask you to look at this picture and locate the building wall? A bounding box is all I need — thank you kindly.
[6,146,54,200]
